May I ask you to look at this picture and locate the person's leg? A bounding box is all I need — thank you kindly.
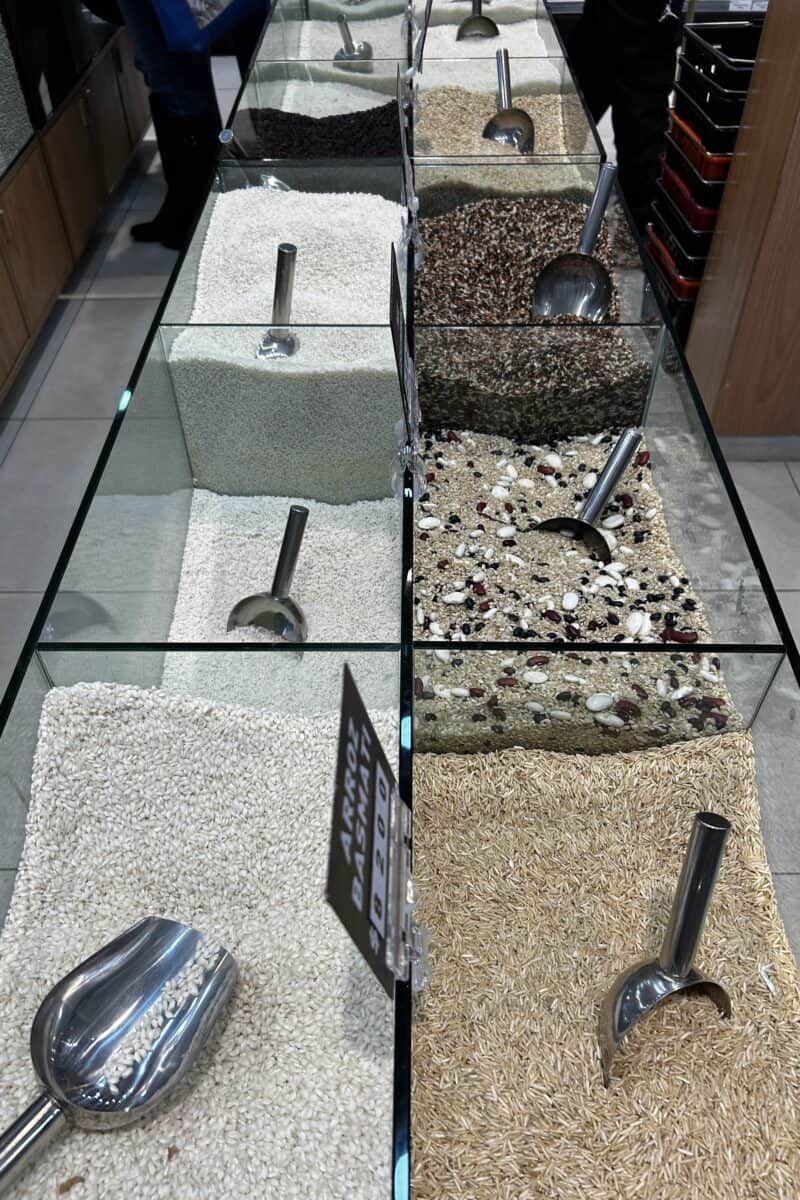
[228,2,269,79]
[567,0,614,125]
[117,0,221,248]
[608,4,681,233]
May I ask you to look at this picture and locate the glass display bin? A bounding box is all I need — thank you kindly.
[0,645,401,1197]
[164,159,409,328]
[230,59,405,158]
[410,55,599,163]
[404,644,800,1199]
[47,321,406,650]
[1,0,799,1196]
[410,1,562,62]
[411,160,660,448]
[257,0,411,63]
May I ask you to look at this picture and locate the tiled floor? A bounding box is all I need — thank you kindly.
[0,58,241,696]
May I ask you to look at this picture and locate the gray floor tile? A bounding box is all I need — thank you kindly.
[776,591,800,648]
[0,420,111,590]
[87,215,179,299]
[773,875,800,964]
[0,298,84,422]
[60,232,115,298]
[0,421,21,466]
[126,163,167,214]
[786,462,800,494]
[0,593,42,699]
[0,870,16,924]
[27,299,159,420]
[729,461,800,590]
[720,437,800,463]
[217,88,240,124]
[212,55,242,91]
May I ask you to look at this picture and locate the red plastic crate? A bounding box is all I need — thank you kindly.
[660,160,719,232]
[647,225,701,302]
[669,109,732,181]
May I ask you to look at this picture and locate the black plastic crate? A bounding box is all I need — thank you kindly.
[678,58,748,126]
[652,188,712,272]
[664,135,726,211]
[683,20,762,91]
[674,83,740,155]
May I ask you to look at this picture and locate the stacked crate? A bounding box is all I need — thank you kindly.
[647,18,762,340]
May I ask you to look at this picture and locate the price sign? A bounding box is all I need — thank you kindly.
[326,665,398,996]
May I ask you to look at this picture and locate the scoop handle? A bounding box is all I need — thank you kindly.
[580,428,641,525]
[472,0,482,15]
[271,243,297,332]
[578,162,617,257]
[496,48,512,110]
[0,1094,66,1193]
[337,14,356,53]
[658,812,731,977]
[272,505,309,598]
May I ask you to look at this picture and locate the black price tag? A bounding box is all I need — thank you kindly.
[390,244,419,446]
[326,665,397,997]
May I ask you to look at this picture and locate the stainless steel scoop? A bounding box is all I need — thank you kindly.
[457,0,499,39]
[598,811,731,1086]
[257,243,299,360]
[536,428,641,565]
[482,49,534,155]
[0,917,237,1192]
[532,162,617,321]
[334,14,373,63]
[227,504,309,640]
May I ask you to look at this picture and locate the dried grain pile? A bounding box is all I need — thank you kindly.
[412,733,800,1200]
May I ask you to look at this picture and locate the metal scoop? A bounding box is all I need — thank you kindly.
[457,0,499,39]
[536,427,641,565]
[0,916,237,1192]
[598,811,731,1086]
[257,243,299,360]
[227,504,309,641]
[334,14,373,64]
[482,49,534,155]
[532,162,617,321]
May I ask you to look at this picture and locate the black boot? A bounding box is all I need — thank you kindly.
[132,97,222,251]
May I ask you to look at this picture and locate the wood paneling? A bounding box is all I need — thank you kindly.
[0,249,28,387]
[41,89,103,261]
[84,48,132,197]
[0,143,73,330]
[686,0,800,436]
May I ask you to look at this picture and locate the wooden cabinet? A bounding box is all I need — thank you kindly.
[84,48,132,198]
[115,31,151,147]
[0,250,28,387]
[0,142,73,331]
[41,89,103,261]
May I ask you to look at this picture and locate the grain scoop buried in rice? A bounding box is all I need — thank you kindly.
[0,917,238,1192]
[598,811,732,1086]
[536,427,641,565]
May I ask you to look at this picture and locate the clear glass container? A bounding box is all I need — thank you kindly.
[48,323,406,647]
[411,55,600,162]
[413,4,562,62]
[257,0,410,63]
[0,646,400,1198]
[165,159,408,328]
[231,59,405,159]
